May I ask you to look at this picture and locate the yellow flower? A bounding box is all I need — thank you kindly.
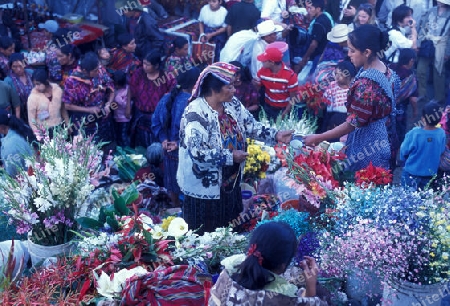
[430,252,435,258]
[161,216,176,231]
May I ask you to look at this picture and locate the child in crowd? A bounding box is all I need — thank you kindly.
[164,37,191,79]
[400,101,446,190]
[198,0,228,62]
[254,47,298,121]
[112,70,131,147]
[321,60,356,137]
[98,47,111,69]
[229,61,260,118]
[209,221,323,304]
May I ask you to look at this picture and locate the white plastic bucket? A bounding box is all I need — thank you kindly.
[27,238,74,267]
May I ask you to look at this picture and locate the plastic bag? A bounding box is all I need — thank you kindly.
[297,60,313,85]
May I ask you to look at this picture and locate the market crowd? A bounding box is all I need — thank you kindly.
[0,0,450,244]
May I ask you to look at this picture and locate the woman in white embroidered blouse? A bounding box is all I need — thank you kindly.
[177,62,293,235]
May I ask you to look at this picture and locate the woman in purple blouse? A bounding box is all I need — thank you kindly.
[62,52,115,142]
[130,51,175,148]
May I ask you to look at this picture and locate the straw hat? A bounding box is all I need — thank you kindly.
[257,20,283,37]
[327,24,349,43]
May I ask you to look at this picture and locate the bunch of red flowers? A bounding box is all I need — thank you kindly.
[297,82,330,115]
[292,148,341,190]
[355,162,393,187]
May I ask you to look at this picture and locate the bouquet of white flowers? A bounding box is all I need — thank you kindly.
[259,108,317,136]
[1,125,104,246]
[172,227,247,273]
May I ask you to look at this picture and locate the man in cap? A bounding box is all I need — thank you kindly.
[254,47,299,120]
[250,20,283,79]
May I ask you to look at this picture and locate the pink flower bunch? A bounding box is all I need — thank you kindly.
[320,219,428,285]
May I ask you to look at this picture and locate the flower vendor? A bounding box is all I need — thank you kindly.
[209,221,325,304]
[0,110,35,177]
[177,62,293,234]
[304,25,399,172]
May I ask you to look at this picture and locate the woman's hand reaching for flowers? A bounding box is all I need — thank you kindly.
[303,134,323,147]
[276,130,294,144]
[300,256,318,297]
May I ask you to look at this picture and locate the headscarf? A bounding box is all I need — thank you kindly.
[190,62,238,101]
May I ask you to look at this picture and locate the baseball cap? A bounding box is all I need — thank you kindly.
[38,20,59,33]
[257,47,283,62]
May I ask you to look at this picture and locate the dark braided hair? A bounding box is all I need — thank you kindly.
[163,67,200,132]
[232,221,297,290]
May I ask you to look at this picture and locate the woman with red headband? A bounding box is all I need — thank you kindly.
[209,221,323,304]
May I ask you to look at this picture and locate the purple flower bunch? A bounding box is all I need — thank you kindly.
[43,210,74,228]
[320,184,430,287]
[296,231,320,264]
